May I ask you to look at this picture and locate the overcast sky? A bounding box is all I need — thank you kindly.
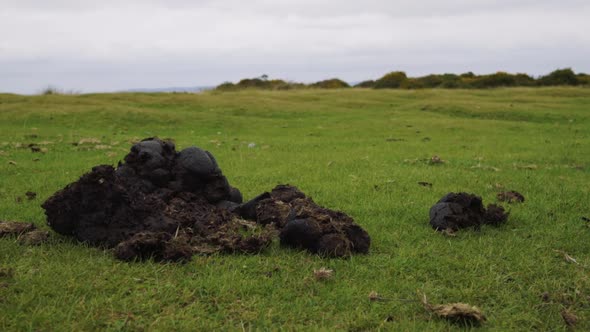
[1,0,589,94]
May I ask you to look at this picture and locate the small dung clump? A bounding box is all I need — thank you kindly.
[313,267,334,281]
[497,190,525,203]
[114,232,193,263]
[42,138,371,262]
[561,308,578,328]
[18,230,49,246]
[422,294,486,325]
[0,221,36,237]
[251,185,371,257]
[429,192,508,231]
[1,221,49,246]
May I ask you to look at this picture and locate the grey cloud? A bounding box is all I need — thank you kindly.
[0,0,589,93]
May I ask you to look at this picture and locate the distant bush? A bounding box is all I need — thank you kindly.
[460,72,476,79]
[216,68,587,91]
[237,78,271,89]
[309,78,350,89]
[399,78,425,89]
[215,82,237,91]
[513,73,536,86]
[39,86,80,95]
[354,80,376,88]
[471,72,518,88]
[374,71,408,89]
[274,81,306,90]
[215,77,304,91]
[577,73,590,85]
[537,68,579,86]
[405,74,464,89]
[413,75,443,88]
[438,74,462,88]
[369,69,583,90]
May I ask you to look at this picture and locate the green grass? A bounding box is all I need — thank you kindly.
[1,87,589,331]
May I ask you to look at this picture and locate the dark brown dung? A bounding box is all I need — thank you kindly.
[42,138,370,262]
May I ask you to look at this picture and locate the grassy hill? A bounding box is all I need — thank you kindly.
[1,87,589,330]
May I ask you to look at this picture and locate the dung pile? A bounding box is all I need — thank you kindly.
[237,185,370,257]
[429,192,508,231]
[42,138,370,262]
[497,190,525,203]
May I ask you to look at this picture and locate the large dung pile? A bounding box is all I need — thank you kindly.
[42,138,370,262]
[429,192,508,231]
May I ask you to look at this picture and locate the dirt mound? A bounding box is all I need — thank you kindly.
[42,138,370,262]
[429,192,508,231]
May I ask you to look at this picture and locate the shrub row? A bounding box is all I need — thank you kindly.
[367,68,590,89]
[216,69,590,91]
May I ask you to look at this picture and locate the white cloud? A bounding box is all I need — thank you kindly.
[0,0,589,93]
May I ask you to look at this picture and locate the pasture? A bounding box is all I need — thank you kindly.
[1,87,589,330]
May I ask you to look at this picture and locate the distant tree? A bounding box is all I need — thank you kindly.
[261,74,269,81]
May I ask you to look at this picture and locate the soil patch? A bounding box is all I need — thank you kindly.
[42,138,370,262]
[429,192,509,231]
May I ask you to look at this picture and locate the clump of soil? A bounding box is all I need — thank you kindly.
[429,192,508,231]
[42,138,370,262]
[497,190,525,203]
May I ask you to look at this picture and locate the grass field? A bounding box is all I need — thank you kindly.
[1,87,589,330]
